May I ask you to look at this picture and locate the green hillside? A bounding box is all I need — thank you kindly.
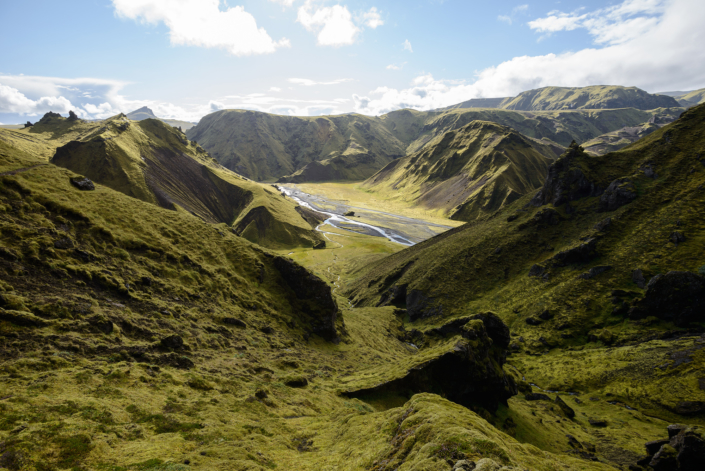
[362,121,552,221]
[676,88,705,107]
[0,132,624,471]
[345,104,705,434]
[500,85,680,111]
[186,110,407,182]
[2,113,324,250]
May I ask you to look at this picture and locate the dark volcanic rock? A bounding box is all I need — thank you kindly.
[223,317,247,328]
[589,418,608,427]
[649,444,679,470]
[53,237,75,250]
[160,334,185,351]
[638,425,705,471]
[594,217,612,232]
[313,240,326,249]
[528,264,546,277]
[629,271,705,326]
[67,110,79,121]
[645,439,670,455]
[525,392,551,401]
[273,256,339,340]
[345,316,517,411]
[70,177,95,191]
[555,395,576,418]
[531,141,603,207]
[598,178,637,212]
[632,269,646,289]
[673,401,705,416]
[534,208,562,225]
[670,231,687,244]
[668,424,688,438]
[525,317,542,326]
[406,289,442,321]
[551,238,598,266]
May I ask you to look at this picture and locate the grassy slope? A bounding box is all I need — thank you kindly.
[5,114,322,250]
[0,139,618,471]
[362,121,552,221]
[676,88,705,107]
[186,110,407,182]
[500,85,680,111]
[345,104,705,425]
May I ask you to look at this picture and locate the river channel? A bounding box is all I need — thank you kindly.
[279,184,456,246]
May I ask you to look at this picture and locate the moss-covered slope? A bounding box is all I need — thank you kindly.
[500,85,680,111]
[186,110,407,182]
[46,114,322,250]
[362,121,553,221]
[0,138,621,471]
[347,102,705,359]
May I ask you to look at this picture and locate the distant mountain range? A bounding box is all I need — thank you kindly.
[188,85,688,183]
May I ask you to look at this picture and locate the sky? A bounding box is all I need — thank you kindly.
[1,0,705,124]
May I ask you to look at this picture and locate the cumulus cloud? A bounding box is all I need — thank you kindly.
[362,7,384,28]
[297,1,383,46]
[386,63,406,70]
[0,83,74,115]
[354,0,705,115]
[403,39,413,52]
[288,78,353,86]
[112,0,290,56]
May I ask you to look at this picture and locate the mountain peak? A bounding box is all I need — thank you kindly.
[126,106,157,120]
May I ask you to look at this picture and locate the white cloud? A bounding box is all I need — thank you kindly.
[528,0,666,45]
[288,78,353,86]
[362,7,384,28]
[386,63,406,70]
[403,39,413,52]
[270,87,282,92]
[498,15,512,25]
[112,0,290,56]
[297,1,383,46]
[498,4,530,25]
[297,1,359,46]
[0,83,74,115]
[353,0,705,115]
[269,0,295,6]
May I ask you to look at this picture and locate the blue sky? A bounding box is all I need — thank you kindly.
[1,0,704,123]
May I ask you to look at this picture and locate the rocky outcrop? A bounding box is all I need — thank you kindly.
[598,178,637,212]
[67,110,79,121]
[634,425,705,471]
[550,238,598,266]
[628,271,705,326]
[70,177,95,191]
[531,142,603,207]
[272,256,339,340]
[345,313,517,411]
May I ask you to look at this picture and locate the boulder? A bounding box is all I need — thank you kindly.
[629,271,705,326]
[632,269,646,288]
[343,211,355,217]
[23,121,33,128]
[530,141,603,207]
[670,231,686,244]
[528,264,546,277]
[452,460,476,471]
[598,178,637,212]
[70,177,95,191]
[160,334,185,351]
[589,418,608,427]
[525,392,551,401]
[636,425,705,471]
[551,238,598,266]
[555,395,576,418]
[594,217,612,232]
[313,239,326,250]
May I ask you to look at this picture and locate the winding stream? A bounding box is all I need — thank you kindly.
[280,184,454,246]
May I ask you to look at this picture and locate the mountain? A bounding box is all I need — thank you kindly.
[362,121,553,221]
[499,85,680,111]
[126,106,197,131]
[439,97,509,110]
[675,88,705,107]
[47,114,323,250]
[344,104,705,437]
[581,107,683,155]
[186,110,408,181]
[191,103,668,183]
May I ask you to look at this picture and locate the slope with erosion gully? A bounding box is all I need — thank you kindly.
[0,104,703,470]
